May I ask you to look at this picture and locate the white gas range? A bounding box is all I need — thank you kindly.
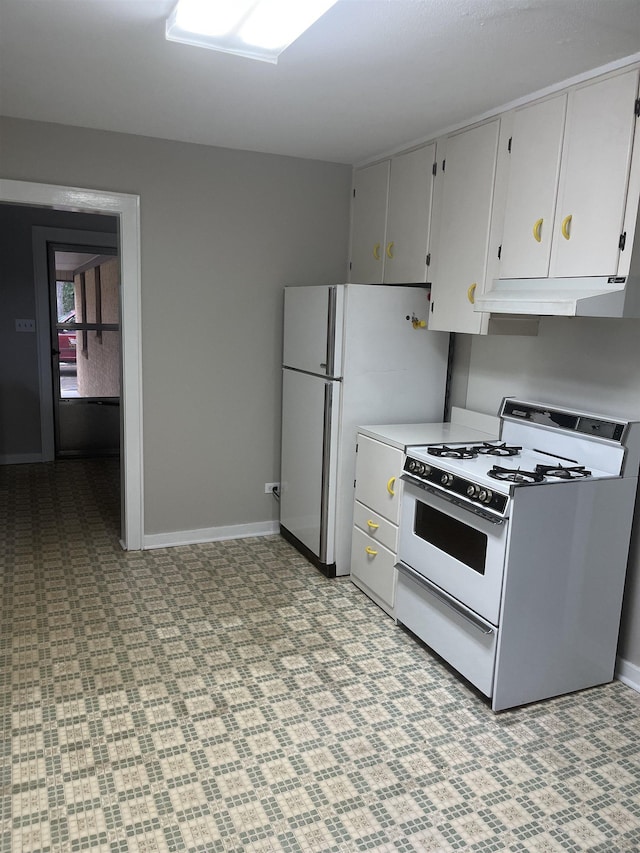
[396,398,640,711]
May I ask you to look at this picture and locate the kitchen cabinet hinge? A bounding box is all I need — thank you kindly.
[442,159,446,172]
[635,98,640,118]
[353,188,356,197]
[349,261,352,270]
[426,252,431,266]
[432,162,437,176]
[619,232,627,251]
[353,479,357,489]
[430,300,435,313]
[508,137,512,153]
[497,244,502,260]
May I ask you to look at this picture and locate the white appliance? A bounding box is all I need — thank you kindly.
[280,284,449,577]
[396,398,640,711]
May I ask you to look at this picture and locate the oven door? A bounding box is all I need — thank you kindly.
[398,479,508,625]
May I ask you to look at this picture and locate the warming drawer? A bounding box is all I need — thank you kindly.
[396,563,497,698]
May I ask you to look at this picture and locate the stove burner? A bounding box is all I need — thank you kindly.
[476,442,522,457]
[427,445,479,459]
[535,464,592,480]
[487,465,545,484]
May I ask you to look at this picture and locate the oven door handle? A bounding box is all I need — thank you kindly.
[396,562,495,636]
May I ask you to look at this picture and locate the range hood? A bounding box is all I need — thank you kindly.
[474,275,640,318]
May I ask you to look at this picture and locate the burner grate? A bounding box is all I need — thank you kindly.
[488,466,545,484]
[476,442,522,457]
[535,464,592,480]
[427,445,478,459]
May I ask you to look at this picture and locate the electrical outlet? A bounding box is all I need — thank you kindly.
[264,482,280,494]
[15,319,35,332]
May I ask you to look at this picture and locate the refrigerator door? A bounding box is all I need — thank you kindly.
[283,285,344,378]
[280,367,340,570]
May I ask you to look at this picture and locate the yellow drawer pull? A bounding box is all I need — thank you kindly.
[467,283,477,304]
[367,519,379,530]
[561,214,572,240]
[365,546,378,556]
[386,476,396,496]
[386,241,394,259]
[533,218,543,243]
[373,242,381,260]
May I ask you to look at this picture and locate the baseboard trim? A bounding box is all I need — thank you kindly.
[0,453,43,465]
[616,656,640,694]
[143,520,279,550]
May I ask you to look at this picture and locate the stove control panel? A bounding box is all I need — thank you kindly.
[403,457,509,517]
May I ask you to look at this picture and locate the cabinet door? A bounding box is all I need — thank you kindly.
[384,144,436,284]
[550,69,639,278]
[350,160,390,283]
[354,434,403,525]
[430,119,501,333]
[499,96,567,279]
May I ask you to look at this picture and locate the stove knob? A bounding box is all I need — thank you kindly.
[478,489,493,504]
[422,464,431,477]
[441,472,454,486]
[466,484,479,498]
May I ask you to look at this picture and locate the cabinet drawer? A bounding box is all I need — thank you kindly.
[353,501,398,553]
[355,434,403,524]
[350,526,397,610]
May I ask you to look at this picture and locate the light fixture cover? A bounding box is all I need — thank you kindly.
[166,0,339,63]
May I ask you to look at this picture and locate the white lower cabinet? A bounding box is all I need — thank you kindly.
[350,432,404,617]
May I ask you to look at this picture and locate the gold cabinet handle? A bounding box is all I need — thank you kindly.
[561,214,572,240]
[373,242,381,260]
[386,241,394,259]
[533,218,543,243]
[467,283,477,304]
[365,546,378,556]
[367,519,379,530]
[386,476,396,496]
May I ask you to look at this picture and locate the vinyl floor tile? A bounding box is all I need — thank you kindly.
[2,459,640,852]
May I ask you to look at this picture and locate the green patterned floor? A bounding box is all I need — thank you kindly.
[2,460,640,852]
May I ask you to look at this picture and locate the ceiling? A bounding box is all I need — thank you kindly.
[1,0,639,165]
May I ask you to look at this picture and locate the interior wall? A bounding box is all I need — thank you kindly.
[462,317,640,669]
[0,116,352,535]
[0,203,117,460]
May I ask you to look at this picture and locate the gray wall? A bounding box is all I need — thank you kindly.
[0,203,117,457]
[459,319,640,668]
[0,117,352,534]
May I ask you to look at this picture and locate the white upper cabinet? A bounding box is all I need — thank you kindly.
[429,119,503,334]
[350,160,389,284]
[550,68,639,278]
[350,144,436,284]
[500,68,640,281]
[499,95,567,279]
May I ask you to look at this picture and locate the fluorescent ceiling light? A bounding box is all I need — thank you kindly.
[166,0,339,63]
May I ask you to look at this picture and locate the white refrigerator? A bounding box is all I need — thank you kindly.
[280,284,450,577]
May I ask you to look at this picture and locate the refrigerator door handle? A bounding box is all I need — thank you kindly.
[319,382,333,563]
[325,286,337,377]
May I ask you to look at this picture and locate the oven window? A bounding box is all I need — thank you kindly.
[414,501,487,574]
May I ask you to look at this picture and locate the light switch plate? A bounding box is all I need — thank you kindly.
[15,319,35,332]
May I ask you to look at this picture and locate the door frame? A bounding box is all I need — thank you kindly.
[0,179,143,551]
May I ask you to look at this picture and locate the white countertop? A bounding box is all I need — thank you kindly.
[357,408,500,451]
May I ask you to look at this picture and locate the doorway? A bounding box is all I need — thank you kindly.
[50,246,121,458]
[0,178,143,550]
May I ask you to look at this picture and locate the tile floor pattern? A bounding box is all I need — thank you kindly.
[2,460,640,853]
